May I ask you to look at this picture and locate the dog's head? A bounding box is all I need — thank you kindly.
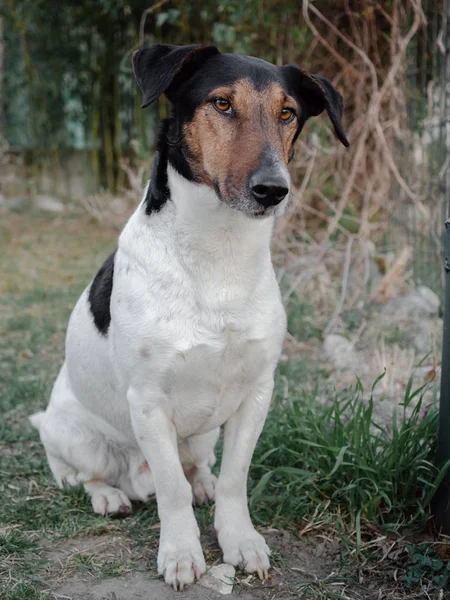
[133,44,349,218]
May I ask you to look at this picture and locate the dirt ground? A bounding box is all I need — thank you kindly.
[41,528,360,600]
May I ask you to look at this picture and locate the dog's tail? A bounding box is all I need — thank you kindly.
[29,411,45,431]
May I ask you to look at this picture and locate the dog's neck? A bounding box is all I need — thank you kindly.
[166,165,275,274]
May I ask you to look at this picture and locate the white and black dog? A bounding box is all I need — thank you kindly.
[30,44,348,590]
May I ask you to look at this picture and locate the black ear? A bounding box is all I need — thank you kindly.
[281,65,349,147]
[132,44,220,109]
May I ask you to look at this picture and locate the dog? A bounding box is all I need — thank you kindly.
[30,44,349,590]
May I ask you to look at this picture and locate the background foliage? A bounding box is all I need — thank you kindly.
[1,1,442,190]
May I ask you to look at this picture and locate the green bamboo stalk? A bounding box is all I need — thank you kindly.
[114,75,124,191]
[51,146,62,197]
[103,103,115,193]
[91,81,101,191]
[135,87,146,151]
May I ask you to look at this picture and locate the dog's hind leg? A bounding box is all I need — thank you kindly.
[180,428,220,505]
[83,479,132,517]
[46,452,83,487]
[33,366,154,516]
[46,453,132,516]
[41,422,135,516]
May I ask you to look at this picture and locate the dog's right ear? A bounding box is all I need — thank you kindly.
[281,65,349,147]
[132,44,220,108]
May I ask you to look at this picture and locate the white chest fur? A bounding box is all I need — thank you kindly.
[110,168,286,438]
[162,311,277,437]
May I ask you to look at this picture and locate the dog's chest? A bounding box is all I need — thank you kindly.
[115,204,286,438]
[167,316,271,437]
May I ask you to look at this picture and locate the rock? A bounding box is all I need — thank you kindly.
[411,317,443,354]
[199,564,235,595]
[323,334,365,371]
[35,194,65,213]
[382,286,440,319]
[0,195,26,210]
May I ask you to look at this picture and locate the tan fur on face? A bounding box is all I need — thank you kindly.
[183,80,298,199]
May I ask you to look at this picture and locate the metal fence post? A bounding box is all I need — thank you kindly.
[434,219,450,534]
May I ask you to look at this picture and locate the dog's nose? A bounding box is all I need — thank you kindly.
[249,174,289,208]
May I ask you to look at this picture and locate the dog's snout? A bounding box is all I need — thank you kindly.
[250,173,289,208]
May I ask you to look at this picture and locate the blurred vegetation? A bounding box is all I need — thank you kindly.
[1,0,448,301]
[1,0,437,192]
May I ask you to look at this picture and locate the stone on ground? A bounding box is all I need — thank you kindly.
[199,564,235,595]
[35,194,65,212]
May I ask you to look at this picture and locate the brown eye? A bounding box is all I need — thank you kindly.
[281,107,295,123]
[213,98,231,113]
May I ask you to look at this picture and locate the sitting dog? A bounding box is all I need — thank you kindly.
[30,44,348,590]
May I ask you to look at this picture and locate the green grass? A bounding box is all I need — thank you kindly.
[1,211,449,600]
[0,529,50,600]
[250,374,448,532]
[64,552,132,578]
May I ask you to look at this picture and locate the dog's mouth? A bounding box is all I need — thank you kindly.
[249,201,289,219]
[229,195,289,218]
[215,178,290,218]
[223,196,289,219]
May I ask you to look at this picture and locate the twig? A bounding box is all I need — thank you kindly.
[304,0,379,93]
[139,0,171,47]
[370,246,411,303]
[324,235,354,335]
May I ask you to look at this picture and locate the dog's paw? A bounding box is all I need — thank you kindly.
[218,527,271,580]
[188,468,217,505]
[158,533,206,590]
[90,486,132,517]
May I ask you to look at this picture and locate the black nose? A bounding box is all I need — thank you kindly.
[249,174,289,208]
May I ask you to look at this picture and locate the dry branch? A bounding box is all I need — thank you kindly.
[370,247,412,304]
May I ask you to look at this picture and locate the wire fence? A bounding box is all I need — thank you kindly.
[387,0,450,296]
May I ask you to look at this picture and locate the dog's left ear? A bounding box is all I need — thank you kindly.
[132,44,220,108]
[281,65,349,147]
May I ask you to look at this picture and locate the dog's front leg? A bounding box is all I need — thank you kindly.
[215,378,273,579]
[128,387,205,590]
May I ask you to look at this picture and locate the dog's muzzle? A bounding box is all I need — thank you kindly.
[248,146,290,208]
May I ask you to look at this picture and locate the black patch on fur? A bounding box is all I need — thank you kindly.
[144,116,198,214]
[88,251,116,336]
[144,120,172,215]
[213,179,222,199]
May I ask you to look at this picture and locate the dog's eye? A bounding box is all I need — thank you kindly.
[280,107,296,123]
[213,98,232,114]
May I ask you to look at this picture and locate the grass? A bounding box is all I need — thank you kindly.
[251,374,447,532]
[1,209,449,599]
[0,529,49,600]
